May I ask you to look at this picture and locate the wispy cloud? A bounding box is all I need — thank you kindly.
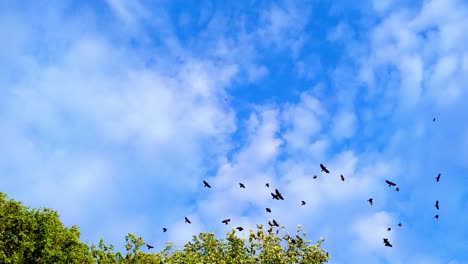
[1,0,467,263]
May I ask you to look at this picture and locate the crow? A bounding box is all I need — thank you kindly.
[320,163,330,173]
[222,219,231,225]
[268,220,274,227]
[434,214,439,220]
[273,219,279,227]
[313,175,318,179]
[162,228,167,232]
[236,226,244,231]
[385,180,396,187]
[146,244,154,250]
[383,238,392,247]
[435,200,439,210]
[268,226,274,234]
[301,201,306,206]
[395,187,400,192]
[203,180,211,188]
[274,189,284,200]
[387,227,391,231]
[266,208,272,213]
[265,183,270,188]
[239,183,246,188]
[340,175,345,181]
[185,217,191,224]
[271,193,280,200]
[436,173,441,182]
[368,198,373,205]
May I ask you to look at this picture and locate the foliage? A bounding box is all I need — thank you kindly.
[0,192,92,263]
[1,192,329,263]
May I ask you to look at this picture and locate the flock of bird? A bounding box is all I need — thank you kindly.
[145,118,442,250]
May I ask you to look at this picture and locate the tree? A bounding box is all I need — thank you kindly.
[1,192,329,263]
[0,192,93,263]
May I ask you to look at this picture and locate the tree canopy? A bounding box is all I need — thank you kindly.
[0,192,329,263]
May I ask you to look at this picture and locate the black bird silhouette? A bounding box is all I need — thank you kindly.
[320,163,330,173]
[395,187,400,192]
[313,175,318,179]
[383,238,392,247]
[340,175,345,181]
[272,219,279,227]
[162,228,167,232]
[398,223,402,227]
[222,219,231,225]
[368,198,373,205]
[236,226,244,231]
[435,200,439,210]
[265,183,270,187]
[203,180,211,188]
[268,220,274,227]
[433,117,436,122]
[435,214,439,220]
[386,180,396,187]
[271,193,280,200]
[436,173,441,182]
[387,227,391,231]
[239,183,246,188]
[268,226,274,234]
[301,201,306,206]
[274,189,284,200]
[146,244,154,250]
[185,217,191,224]
[266,208,271,213]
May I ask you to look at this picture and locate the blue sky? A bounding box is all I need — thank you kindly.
[1,0,468,263]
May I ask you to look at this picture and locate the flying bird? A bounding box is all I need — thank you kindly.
[222,219,231,225]
[266,208,271,213]
[273,219,279,227]
[433,117,436,122]
[301,201,306,206]
[203,180,211,188]
[395,187,400,192]
[383,238,392,247]
[236,227,244,231]
[239,183,246,188]
[435,200,439,210]
[398,223,402,227]
[320,163,330,173]
[387,227,391,231]
[313,175,318,179]
[274,189,284,200]
[435,214,439,220]
[368,198,373,205]
[265,183,270,187]
[436,173,441,182]
[185,217,191,224]
[271,193,280,200]
[340,175,345,181]
[385,180,396,187]
[146,244,154,250]
[162,228,167,232]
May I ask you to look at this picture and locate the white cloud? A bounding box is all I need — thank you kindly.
[105,0,148,27]
[350,211,395,254]
[281,92,325,153]
[332,110,357,140]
